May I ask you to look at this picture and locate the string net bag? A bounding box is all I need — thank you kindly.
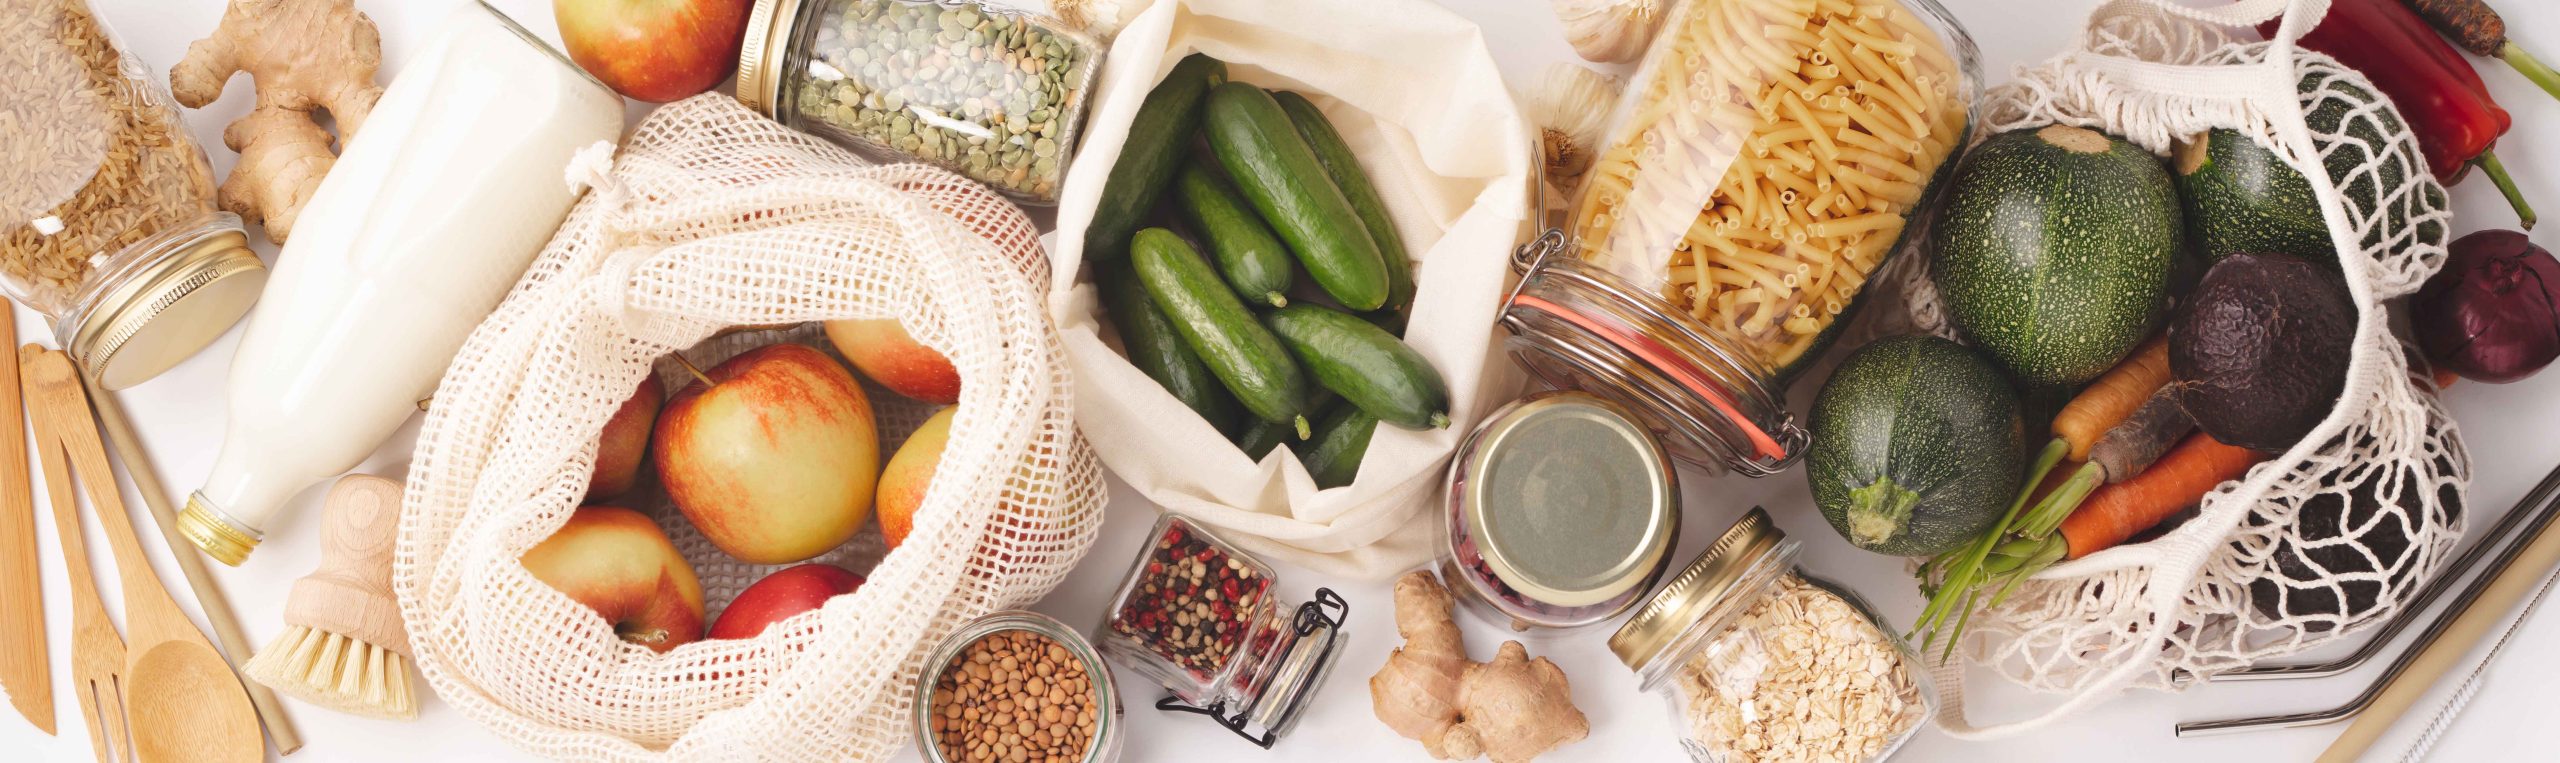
[396,94,1106,760]
[1846,0,2470,737]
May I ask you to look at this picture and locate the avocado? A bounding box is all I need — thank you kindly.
[2169,251,2357,453]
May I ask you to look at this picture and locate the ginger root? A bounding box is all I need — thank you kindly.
[171,0,385,243]
[1368,571,1589,762]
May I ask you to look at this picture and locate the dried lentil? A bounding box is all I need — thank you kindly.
[929,628,1098,763]
[1107,521,1270,682]
[1674,574,1924,762]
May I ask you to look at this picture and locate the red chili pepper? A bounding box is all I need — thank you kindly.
[2271,0,2536,228]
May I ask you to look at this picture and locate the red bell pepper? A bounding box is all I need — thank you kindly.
[2271,0,2536,228]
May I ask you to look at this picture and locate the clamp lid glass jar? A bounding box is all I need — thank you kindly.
[1500,0,1979,473]
[1098,514,1346,747]
[1612,508,1931,762]
[1441,391,1680,630]
[916,610,1125,763]
[736,0,1101,203]
[3,0,267,389]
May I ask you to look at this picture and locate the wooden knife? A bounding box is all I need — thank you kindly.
[0,309,53,735]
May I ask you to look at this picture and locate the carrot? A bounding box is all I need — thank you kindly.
[2059,433,2270,559]
[2052,336,2173,461]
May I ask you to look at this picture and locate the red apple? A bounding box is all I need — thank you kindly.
[522,506,705,652]
[825,319,961,404]
[654,343,879,564]
[553,0,754,103]
[587,374,664,501]
[708,563,866,639]
[874,406,956,551]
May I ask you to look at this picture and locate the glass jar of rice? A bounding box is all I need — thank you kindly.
[1499,0,1977,474]
[2,0,266,389]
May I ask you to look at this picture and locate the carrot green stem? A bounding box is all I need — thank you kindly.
[2475,150,2537,230]
[2019,462,2104,540]
[2504,41,2560,104]
[1911,438,2068,654]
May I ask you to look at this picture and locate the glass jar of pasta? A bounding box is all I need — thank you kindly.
[1499,0,1978,474]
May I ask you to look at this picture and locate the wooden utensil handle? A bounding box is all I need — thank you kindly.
[21,345,111,624]
[284,475,410,656]
[23,350,174,621]
[0,316,54,731]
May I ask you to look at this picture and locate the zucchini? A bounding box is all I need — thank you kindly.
[1173,164,1294,308]
[1806,336,2025,557]
[1082,55,1226,261]
[1203,83,1392,311]
[2173,128,2330,264]
[1131,228,1310,434]
[1273,90,1413,314]
[1930,124,2182,388]
[1098,260,1241,433]
[2301,73,2446,256]
[1302,404,1379,488]
[1262,304,1447,429]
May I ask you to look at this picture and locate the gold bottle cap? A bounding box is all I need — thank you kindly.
[64,222,266,390]
[1609,507,1788,675]
[734,0,808,116]
[1458,391,1679,609]
[179,493,261,566]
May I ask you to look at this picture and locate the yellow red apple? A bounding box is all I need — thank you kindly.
[553,0,753,102]
[874,406,956,551]
[586,374,664,501]
[521,505,704,652]
[653,343,879,564]
[708,563,866,640]
[825,319,961,404]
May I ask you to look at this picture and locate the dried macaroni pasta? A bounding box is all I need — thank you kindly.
[1570,0,1965,371]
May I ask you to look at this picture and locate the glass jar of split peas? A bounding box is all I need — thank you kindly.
[1499,0,1980,473]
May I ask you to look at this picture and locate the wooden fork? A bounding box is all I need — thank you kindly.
[23,344,131,763]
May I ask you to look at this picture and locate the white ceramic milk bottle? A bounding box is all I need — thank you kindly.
[177,2,624,565]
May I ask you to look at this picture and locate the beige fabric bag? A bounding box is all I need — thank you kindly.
[398,95,1105,761]
[1048,0,1534,579]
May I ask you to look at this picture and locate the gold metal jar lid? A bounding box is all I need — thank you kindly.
[1609,507,1788,674]
[178,493,262,566]
[65,223,266,390]
[1460,391,1678,609]
[735,0,810,116]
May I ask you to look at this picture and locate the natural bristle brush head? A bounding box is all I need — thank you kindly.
[243,475,419,720]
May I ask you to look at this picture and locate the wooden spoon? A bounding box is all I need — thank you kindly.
[22,348,261,763]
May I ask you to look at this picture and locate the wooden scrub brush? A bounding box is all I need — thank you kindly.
[243,475,417,719]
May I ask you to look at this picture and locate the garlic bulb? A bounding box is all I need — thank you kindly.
[1551,0,1663,64]
[1052,0,1138,39]
[1517,64,1624,196]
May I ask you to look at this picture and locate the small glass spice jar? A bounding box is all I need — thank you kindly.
[735,0,1102,203]
[1440,391,1680,630]
[1500,0,1980,474]
[1099,514,1346,748]
[915,610,1124,763]
[3,0,267,389]
[1611,508,1932,762]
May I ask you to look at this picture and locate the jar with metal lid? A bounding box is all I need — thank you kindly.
[1612,508,1931,762]
[916,610,1125,763]
[1440,390,1680,630]
[736,0,1101,203]
[3,0,266,389]
[1501,0,1979,473]
[1098,513,1346,748]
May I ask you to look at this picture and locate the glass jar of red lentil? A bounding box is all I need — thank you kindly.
[1097,514,1346,747]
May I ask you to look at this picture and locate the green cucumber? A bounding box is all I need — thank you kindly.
[2173,128,2330,264]
[1173,164,1294,308]
[1273,90,1413,314]
[1303,404,1379,488]
[1262,304,1447,429]
[1203,83,1391,311]
[1082,55,1226,261]
[1806,336,2024,557]
[1930,124,2182,388]
[1234,388,1336,456]
[1131,228,1310,433]
[1099,260,1241,433]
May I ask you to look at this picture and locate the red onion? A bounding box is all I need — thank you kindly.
[2413,230,2560,383]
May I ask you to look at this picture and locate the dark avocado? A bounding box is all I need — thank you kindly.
[2169,251,2357,453]
[2245,441,2464,629]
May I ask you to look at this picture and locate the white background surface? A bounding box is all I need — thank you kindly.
[9,0,2559,760]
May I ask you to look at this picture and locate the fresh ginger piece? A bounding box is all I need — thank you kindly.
[1370,571,1588,762]
[1448,641,1589,763]
[170,0,385,243]
[1370,571,1469,753]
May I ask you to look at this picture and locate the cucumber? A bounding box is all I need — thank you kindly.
[1273,90,1413,314]
[1234,387,1336,456]
[1806,336,2025,557]
[1097,261,1240,433]
[1262,304,1447,429]
[2173,128,2330,264]
[1302,404,1379,489]
[1082,55,1226,261]
[1173,164,1294,308]
[1930,124,2182,388]
[1131,228,1310,433]
[1203,83,1392,311]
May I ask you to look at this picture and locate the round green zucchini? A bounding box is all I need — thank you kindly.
[2173,128,2330,264]
[1806,335,2024,557]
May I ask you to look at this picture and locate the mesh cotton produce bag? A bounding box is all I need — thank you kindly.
[1852,0,2471,737]
[396,95,1104,760]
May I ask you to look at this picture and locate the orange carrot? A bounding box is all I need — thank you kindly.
[2060,433,2270,559]
[2052,336,2174,461]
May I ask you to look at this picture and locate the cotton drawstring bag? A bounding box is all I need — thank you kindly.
[398,95,1105,760]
